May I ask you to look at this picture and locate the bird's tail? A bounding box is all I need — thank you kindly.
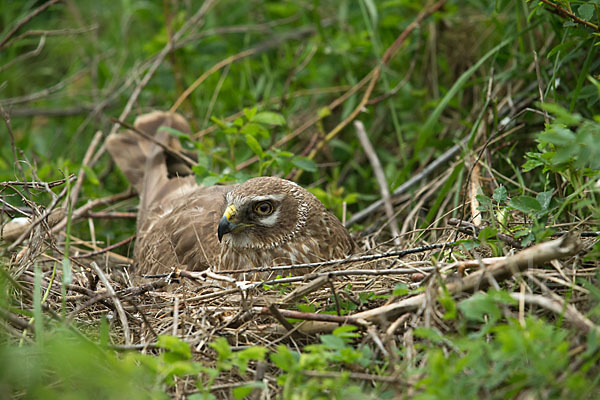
[106,111,196,220]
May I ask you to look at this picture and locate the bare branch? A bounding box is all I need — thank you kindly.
[0,0,62,50]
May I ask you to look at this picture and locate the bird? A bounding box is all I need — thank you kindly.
[106,111,354,280]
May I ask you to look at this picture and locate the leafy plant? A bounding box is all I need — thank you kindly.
[191,107,317,185]
[415,291,597,400]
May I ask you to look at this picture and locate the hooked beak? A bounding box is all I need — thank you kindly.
[218,204,237,242]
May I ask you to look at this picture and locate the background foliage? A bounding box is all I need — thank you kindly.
[1,0,599,398]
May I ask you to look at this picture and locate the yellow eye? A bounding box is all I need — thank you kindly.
[254,201,273,216]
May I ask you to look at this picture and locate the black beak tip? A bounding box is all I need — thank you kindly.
[218,216,235,242]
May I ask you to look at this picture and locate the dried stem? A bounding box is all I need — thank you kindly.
[351,235,580,323]
[354,120,401,246]
[90,261,131,345]
[0,0,62,50]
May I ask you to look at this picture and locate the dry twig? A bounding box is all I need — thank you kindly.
[90,261,131,345]
[351,235,580,323]
[355,120,401,246]
[0,0,62,50]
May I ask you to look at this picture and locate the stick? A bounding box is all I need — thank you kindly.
[509,292,600,335]
[0,35,46,74]
[171,25,320,113]
[90,261,131,345]
[6,177,75,251]
[291,0,447,182]
[267,304,297,333]
[0,0,62,50]
[68,131,103,209]
[110,117,197,168]
[108,0,217,137]
[217,242,456,274]
[0,176,75,189]
[90,0,218,163]
[468,156,482,226]
[448,218,522,248]
[350,235,580,323]
[237,266,434,290]
[258,307,363,326]
[355,120,401,245]
[539,0,599,32]
[51,190,135,233]
[70,235,135,259]
[346,137,466,226]
[1,208,65,242]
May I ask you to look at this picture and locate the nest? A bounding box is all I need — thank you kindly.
[1,193,596,398]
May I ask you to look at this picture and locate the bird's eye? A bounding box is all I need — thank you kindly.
[253,201,274,216]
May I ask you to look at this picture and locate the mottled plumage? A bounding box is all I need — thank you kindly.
[106,111,354,280]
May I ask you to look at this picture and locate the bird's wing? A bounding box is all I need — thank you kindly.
[106,111,196,224]
[135,184,233,275]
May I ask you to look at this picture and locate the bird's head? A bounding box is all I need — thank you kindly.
[217,177,310,249]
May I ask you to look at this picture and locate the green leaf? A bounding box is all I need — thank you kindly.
[476,193,492,207]
[245,134,264,158]
[241,122,269,138]
[291,156,317,172]
[243,107,257,121]
[536,190,553,210]
[459,292,502,323]
[514,229,530,239]
[493,185,507,203]
[201,176,221,186]
[270,345,298,371]
[159,126,192,142]
[273,149,294,158]
[508,196,542,214]
[333,325,359,339]
[541,126,576,146]
[487,290,518,305]
[578,4,594,21]
[318,106,332,118]
[393,283,410,296]
[439,290,457,320]
[417,37,514,151]
[298,303,316,313]
[539,103,582,125]
[211,116,229,129]
[188,393,216,400]
[478,226,498,242]
[235,346,268,374]
[522,153,544,172]
[210,337,232,362]
[240,346,268,361]
[160,359,200,382]
[521,231,536,246]
[496,207,509,227]
[459,239,480,250]
[157,335,192,360]
[233,383,261,399]
[252,111,286,126]
[343,192,359,204]
[320,334,346,350]
[548,40,576,58]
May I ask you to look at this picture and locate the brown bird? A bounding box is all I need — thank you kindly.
[106,111,354,280]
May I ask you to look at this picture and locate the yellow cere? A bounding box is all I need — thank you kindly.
[224,204,237,221]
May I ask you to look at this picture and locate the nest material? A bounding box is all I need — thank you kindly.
[1,206,595,397]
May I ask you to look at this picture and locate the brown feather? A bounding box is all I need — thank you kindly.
[107,111,355,281]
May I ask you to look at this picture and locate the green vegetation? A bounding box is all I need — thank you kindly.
[1,0,600,398]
